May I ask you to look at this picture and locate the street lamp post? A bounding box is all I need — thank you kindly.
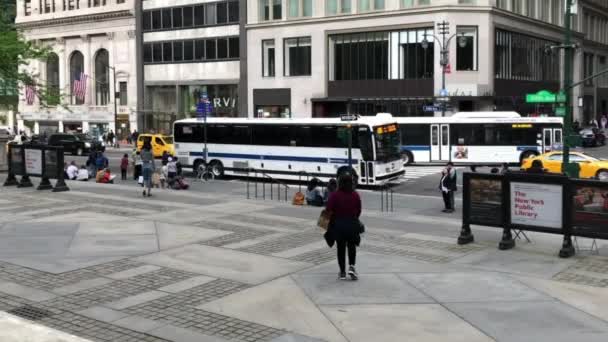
[422,21,467,117]
[100,63,119,143]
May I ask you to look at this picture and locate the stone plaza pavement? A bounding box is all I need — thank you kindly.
[1,180,608,342]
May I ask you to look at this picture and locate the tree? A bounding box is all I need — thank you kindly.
[0,1,60,107]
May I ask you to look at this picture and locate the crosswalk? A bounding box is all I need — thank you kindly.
[390,166,458,185]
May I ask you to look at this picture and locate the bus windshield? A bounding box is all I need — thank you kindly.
[374,124,401,162]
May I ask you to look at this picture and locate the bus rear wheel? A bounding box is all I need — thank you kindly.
[401,151,413,166]
[193,159,205,175]
[210,161,224,178]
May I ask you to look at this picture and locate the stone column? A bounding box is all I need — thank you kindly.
[58,121,64,133]
[34,122,40,135]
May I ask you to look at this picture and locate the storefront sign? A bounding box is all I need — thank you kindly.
[24,148,42,176]
[571,181,608,238]
[510,182,563,229]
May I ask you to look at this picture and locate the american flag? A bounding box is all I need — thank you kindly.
[73,72,89,100]
[25,85,36,105]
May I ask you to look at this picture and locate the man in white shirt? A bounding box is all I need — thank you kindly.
[66,161,79,180]
[76,165,89,181]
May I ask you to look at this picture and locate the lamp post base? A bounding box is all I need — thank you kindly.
[457,224,475,245]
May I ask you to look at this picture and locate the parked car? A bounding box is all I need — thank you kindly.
[75,133,105,152]
[136,134,175,158]
[521,151,608,181]
[580,127,606,147]
[47,133,91,156]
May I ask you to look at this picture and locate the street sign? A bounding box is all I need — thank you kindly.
[556,92,567,103]
[525,90,556,103]
[423,106,439,112]
[340,114,358,121]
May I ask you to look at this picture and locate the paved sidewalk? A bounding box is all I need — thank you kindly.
[1,180,608,341]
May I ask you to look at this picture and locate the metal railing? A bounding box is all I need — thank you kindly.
[380,184,394,212]
[246,168,290,202]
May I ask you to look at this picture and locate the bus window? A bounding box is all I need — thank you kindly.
[401,124,430,145]
[431,126,438,145]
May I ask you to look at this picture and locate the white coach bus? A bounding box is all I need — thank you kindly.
[173,115,405,186]
[395,112,563,165]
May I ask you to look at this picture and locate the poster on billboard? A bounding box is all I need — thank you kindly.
[24,148,43,176]
[466,175,504,227]
[571,181,608,239]
[10,146,24,175]
[510,182,563,230]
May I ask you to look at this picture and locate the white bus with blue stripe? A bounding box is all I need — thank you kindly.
[395,112,563,165]
[173,114,405,186]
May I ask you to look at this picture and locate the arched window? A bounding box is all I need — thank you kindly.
[46,53,60,106]
[95,49,110,106]
[69,51,85,105]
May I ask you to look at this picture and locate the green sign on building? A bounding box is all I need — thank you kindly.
[525,90,557,103]
[555,106,566,117]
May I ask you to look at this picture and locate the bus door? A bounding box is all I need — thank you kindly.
[358,127,374,185]
[431,124,450,161]
[542,128,563,153]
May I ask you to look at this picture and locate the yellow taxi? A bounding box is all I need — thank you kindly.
[137,134,175,158]
[521,151,608,180]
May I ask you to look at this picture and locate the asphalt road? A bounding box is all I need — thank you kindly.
[67,144,608,198]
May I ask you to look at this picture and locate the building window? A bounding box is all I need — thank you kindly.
[94,49,110,106]
[162,8,172,29]
[172,7,183,28]
[326,0,351,15]
[46,53,60,106]
[24,0,32,15]
[288,0,312,18]
[456,26,477,71]
[358,0,385,12]
[401,0,414,8]
[119,82,127,105]
[117,0,125,4]
[262,40,275,77]
[89,0,106,7]
[142,37,239,64]
[526,0,536,18]
[584,53,595,86]
[259,0,282,21]
[69,51,85,105]
[328,28,433,81]
[495,29,559,82]
[284,37,311,76]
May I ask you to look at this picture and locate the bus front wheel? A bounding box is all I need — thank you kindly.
[401,151,413,166]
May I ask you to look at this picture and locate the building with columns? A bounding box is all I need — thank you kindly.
[246,0,608,122]
[16,0,138,139]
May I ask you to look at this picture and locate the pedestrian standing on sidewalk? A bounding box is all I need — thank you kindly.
[326,172,361,281]
[439,162,457,213]
[120,154,129,181]
[140,141,155,197]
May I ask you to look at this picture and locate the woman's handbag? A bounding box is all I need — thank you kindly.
[317,209,332,231]
[358,220,366,234]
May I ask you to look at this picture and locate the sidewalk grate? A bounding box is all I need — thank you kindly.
[8,305,55,321]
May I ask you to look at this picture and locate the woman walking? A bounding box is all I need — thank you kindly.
[326,173,362,281]
[140,141,156,197]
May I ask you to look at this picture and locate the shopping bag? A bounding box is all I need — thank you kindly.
[138,176,144,185]
[317,209,332,231]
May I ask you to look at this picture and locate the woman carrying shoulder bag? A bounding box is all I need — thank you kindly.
[326,172,362,281]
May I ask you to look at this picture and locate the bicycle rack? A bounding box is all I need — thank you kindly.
[246,168,290,202]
